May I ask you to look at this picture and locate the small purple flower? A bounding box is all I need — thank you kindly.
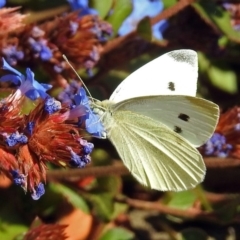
[44,97,61,114]
[58,80,82,104]
[31,183,45,200]
[0,58,52,100]
[68,146,90,168]
[118,0,167,40]
[5,132,28,147]
[28,38,53,61]
[203,133,233,158]
[10,170,26,186]
[79,138,94,155]
[2,45,24,66]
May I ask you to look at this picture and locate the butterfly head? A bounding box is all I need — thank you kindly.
[89,99,116,138]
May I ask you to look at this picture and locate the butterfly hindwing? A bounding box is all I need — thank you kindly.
[104,109,206,191]
[109,50,198,103]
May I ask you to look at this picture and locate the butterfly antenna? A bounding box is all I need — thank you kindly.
[63,55,93,99]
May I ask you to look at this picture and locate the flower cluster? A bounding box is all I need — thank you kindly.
[200,106,240,158]
[0,7,26,65]
[58,80,105,138]
[0,59,102,200]
[0,6,112,81]
[68,0,167,40]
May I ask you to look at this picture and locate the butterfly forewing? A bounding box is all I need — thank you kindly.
[110,50,198,103]
[103,109,206,191]
[112,96,219,147]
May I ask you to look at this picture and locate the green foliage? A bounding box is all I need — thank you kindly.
[162,0,177,9]
[106,0,132,35]
[89,0,113,18]
[83,175,123,221]
[167,191,197,210]
[193,1,240,43]
[136,17,152,41]
[198,52,238,94]
[99,227,134,240]
[50,183,90,213]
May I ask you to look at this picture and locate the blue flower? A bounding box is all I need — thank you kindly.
[78,138,94,155]
[73,88,105,137]
[31,183,45,200]
[5,132,28,147]
[118,0,167,40]
[0,0,6,8]
[203,133,233,158]
[10,170,26,186]
[58,80,82,104]
[67,0,98,16]
[0,58,52,100]
[68,146,90,168]
[44,97,61,114]
[28,38,53,61]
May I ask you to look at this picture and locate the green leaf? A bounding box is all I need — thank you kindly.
[193,1,240,43]
[179,228,208,240]
[89,0,113,19]
[136,17,152,41]
[111,202,128,220]
[0,202,28,240]
[86,193,114,221]
[100,227,134,240]
[162,0,177,9]
[50,183,89,213]
[198,52,238,94]
[167,191,197,209]
[96,176,122,196]
[208,65,237,94]
[107,0,132,35]
[0,222,27,240]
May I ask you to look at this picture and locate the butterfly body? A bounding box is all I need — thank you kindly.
[90,50,219,191]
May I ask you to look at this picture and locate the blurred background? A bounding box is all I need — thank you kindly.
[1,0,240,239]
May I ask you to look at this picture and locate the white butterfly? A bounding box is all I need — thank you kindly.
[91,50,219,191]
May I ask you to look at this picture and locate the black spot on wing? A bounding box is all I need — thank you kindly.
[168,82,175,91]
[178,113,190,122]
[174,126,182,133]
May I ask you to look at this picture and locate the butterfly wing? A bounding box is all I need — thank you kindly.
[112,95,219,147]
[109,50,198,103]
[103,106,205,191]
